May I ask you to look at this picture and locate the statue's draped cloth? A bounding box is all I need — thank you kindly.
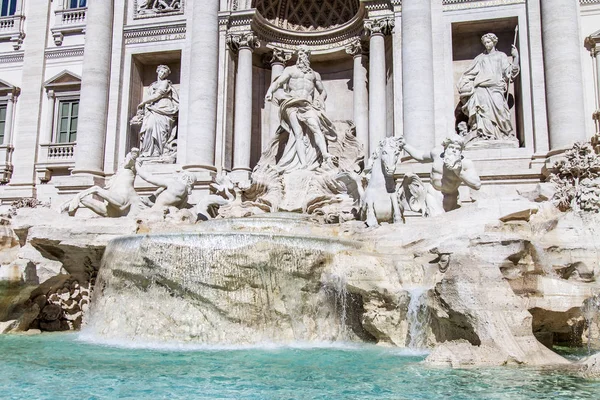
[140,82,179,157]
[273,97,337,172]
[458,51,518,141]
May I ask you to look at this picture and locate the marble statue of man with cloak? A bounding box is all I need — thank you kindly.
[265,45,337,172]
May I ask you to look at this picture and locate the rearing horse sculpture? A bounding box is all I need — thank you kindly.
[362,137,404,227]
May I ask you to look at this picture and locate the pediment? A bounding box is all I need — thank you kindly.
[44,70,82,90]
[0,78,19,96]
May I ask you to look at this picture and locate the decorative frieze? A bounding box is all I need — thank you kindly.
[0,51,24,64]
[123,23,186,44]
[442,0,525,11]
[134,0,184,19]
[45,46,85,60]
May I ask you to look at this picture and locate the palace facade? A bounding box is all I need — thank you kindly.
[1,0,600,206]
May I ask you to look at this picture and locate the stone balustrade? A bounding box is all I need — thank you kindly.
[0,14,25,50]
[51,6,87,46]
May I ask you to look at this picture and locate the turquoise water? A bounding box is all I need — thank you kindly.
[1,334,599,400]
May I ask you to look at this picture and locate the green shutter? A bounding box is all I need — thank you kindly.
[57,100,79,143]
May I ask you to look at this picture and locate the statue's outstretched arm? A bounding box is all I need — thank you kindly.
[136,162,170,188]
[402,142,433,163]
[459,159,481,190]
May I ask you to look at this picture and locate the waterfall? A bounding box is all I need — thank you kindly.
[406,287,430,349]
[581,293,600,354]
[81,231,361,345]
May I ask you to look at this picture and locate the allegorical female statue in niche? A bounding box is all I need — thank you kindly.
[130,64,179,162]
[457,33,520,146]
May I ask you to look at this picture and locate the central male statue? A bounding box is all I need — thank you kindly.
[265,45,337,172]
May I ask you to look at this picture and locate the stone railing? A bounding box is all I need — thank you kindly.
[36,142,76,182]
[46,143,76,159]
[0,14,25,50]
[52,7,87,46]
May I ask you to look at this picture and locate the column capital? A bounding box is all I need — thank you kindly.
[227,31,260,53]
[345,38,369,58]
[585,35,600,56]
[267,48,293,66]
[364,17,395,37]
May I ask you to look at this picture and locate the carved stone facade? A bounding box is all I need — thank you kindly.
[0,0,599,209]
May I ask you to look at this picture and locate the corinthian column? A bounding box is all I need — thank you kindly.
[228,32,260,182]
[541,0,587,151]
[365,17,394,154]
[184,0,220,172]
[346,39,369,155]
[72,0,114,175]
[401,0,435,150]
[268,48,292,142]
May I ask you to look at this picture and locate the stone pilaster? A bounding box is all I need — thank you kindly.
[44,91,55,143]
[184,0,220,174]
[346,39,370,155]
[541,0,587,151]
[72,0,114,176]
[585,36,600,133]
[4,92,16,145]
[267,48,292,142]
[228,32,260,182]
[401,0,435,150]
[365,16,394,154]
[8,2,51,195]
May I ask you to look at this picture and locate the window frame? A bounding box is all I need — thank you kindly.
[52,92,80,144]
[0,103,7,145]
[65,0,87,10]
[0,0,17,17]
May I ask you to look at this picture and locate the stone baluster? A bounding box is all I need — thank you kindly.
[401,0,435,150]
[541,0,587,150]
[72,0,114,175]
[268,48,292,141]
[184,0,220,174]
[228,32,260,182]
[44,91,55,144]
[365,17,394,154]
[346,39,370,156]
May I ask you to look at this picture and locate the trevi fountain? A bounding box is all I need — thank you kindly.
[0,0,600,398]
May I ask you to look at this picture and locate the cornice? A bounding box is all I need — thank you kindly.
[45,46,84,60]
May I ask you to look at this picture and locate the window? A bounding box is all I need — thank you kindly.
[0,104,6,145]
[67,0,86,9]
[0,0,17,17]
[57,100,78,143]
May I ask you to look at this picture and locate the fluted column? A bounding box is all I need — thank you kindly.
[401,0,435,150]
[228,32,260,181]
[184,0,220,172]
[346,39,370,155]
[365,17,394,154]
[72,0,114,175]
[4,93,15,145]
[268,49,292,142]
[541,0,587,151]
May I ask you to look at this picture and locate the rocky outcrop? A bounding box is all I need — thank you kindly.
[579,353,600,379]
